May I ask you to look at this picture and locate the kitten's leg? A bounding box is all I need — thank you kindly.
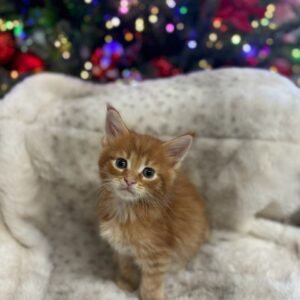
[139,257,170,300]
[116,253,140,292]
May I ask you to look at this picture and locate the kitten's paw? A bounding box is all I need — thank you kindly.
[116,275,139,292]
[140,295,169,300]
[139,290,169,300]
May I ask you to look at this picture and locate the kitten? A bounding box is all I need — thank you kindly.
[97,104,209,300]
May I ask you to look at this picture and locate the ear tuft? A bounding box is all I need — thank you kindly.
[106,103,117,112]
[105,104,128,140]
[163,134,193,167]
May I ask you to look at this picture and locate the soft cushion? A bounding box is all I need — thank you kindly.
[0,68,299,300]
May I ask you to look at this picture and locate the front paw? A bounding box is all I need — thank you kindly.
[139,289,169,300]
[140,296,168,300]
[116,274,139,292]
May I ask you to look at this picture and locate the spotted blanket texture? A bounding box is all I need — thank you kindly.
[0,69,300,300]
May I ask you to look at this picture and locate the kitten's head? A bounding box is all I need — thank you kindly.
[99,104,193,202]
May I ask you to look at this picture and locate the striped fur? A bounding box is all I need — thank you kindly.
[97,105,209,300]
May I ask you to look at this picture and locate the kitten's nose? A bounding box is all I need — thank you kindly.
[124,177,136,187]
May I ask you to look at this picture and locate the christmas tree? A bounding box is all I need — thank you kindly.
[0,0,300,98]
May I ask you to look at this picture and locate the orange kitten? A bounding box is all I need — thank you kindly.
[97,105,209,300]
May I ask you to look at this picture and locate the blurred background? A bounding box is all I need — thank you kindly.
[0,0,300,98]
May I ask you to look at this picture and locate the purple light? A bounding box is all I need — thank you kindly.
[119,6,129,14]
[166,23,175,33]
[100,57,111,69]
[119,0,129,14]
[242,45,258,58]
[259,46,271,59]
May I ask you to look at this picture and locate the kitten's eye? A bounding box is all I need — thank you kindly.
[115,158,127,169]
[142,167,155,179]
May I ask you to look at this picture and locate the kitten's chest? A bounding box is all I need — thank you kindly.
[100,220,133,255]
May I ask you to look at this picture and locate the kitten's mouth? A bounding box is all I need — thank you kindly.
[120,187,135,194]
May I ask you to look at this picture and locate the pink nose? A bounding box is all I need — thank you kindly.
[124,177,136,187]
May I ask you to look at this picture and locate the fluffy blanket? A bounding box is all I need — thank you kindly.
[0,68,300,300]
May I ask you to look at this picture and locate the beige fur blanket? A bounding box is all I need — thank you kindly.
[0,68,299,300]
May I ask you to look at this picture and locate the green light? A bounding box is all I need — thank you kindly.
[5,21,13,30]
[231,34,241,45]
[291,48,300,60]
[260,18,269,26]
[179,6,188,15]
[14,24,23,37]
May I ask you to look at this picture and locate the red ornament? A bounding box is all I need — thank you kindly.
[11,52,45,74]
[90,44,123,81]
[111,52,121,63]
[90,47,104,65]
[0,33,16,65]
[152,57,182,77]
[215,0,265,32]
[272,58,292,77]
[246,57,258,66]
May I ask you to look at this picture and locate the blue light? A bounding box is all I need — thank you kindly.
[103,41,124,56]
[242,44,252,53]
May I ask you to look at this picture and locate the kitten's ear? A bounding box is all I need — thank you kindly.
[163,134,193,167]
[104,104,129,142]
